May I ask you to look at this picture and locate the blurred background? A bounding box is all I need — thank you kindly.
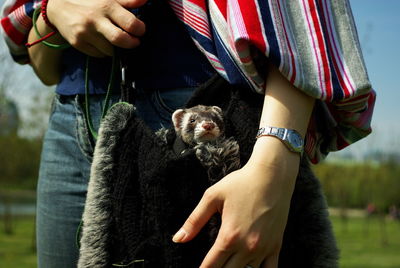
[0,0,399,267]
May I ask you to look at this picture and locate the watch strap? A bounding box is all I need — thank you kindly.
[256,126,304,154]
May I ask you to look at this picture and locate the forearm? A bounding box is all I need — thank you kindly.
[250,63,315,187]
[259,65,314,136]
[27,14,64,85]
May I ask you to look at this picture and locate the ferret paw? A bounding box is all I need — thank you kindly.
[194,138,241,183]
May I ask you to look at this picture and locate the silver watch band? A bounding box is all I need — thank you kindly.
[256,126,304,154]
[256,126,286,139]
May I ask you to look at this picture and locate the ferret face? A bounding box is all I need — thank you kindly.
[172,105,224,145]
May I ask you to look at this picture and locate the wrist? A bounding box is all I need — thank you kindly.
[41,0,57,30]
[256,126,304,154]
[32,13,66,44]
[244,137,298,197]
[249,136,300,176]
[27,7,64,85]
[253,136,300,160]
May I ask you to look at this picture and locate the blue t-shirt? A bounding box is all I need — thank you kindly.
[56,1,215,95]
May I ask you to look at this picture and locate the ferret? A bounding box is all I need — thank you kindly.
[172,105,225,146]
[171,105,240,184]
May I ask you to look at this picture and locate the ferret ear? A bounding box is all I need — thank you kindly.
[211,106,223,115]
[172,109,186,132]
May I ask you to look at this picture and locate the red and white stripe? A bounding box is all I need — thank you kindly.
[169,0,212,40]
[275,0,297,84]
[301,0,333,100]
[319,0,355,98]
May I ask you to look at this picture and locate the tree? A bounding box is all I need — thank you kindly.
[0,36,54,139]
[0,93,19,135]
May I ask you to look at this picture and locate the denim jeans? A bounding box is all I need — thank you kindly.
[36,87,195,267]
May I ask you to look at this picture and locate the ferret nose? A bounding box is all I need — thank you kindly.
[202,122,215,131]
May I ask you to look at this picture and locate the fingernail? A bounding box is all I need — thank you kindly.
[172,228,187,243]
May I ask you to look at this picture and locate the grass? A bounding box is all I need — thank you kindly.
[0,216,36,268]
[332,216,400,268]
[0,215,399,267]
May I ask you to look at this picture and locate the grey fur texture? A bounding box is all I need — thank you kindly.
[155,128,170,144]
[78,102,338,267]
[78,103,134,268]
[155,128,241,183]
[194,137,241,183]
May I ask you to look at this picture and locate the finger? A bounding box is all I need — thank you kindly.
[75,42,107,58]
[108,4,146,36]
[244,258,265,268]
[116,0,147,9]
[200,224,240,268]
[172,188,220,243]
[262,254,279,268]
[199,242,234,268]
[222,253,249,268]
[88,34,114,56]
[96,19,141,49]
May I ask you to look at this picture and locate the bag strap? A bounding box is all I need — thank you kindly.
[116,47,136,103]
[117,1,156,103]
[83,1,157,140]
[83,53,117,141]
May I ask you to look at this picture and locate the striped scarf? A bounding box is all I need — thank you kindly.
[1,0,376,162]
[169,0,376,162]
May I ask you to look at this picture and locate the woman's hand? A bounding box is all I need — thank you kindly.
[27,0,147,84]
[173,137,299,268]
[46,0,147,57]
[172,63,315,267]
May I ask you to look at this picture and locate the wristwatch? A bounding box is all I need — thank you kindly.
[256,126,304,154]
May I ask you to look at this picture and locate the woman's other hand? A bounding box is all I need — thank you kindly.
[47,0,147,57]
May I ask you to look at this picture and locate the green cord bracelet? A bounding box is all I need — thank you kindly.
[32,7,70,49]
[84,56,98,140]
[112,259,145,267]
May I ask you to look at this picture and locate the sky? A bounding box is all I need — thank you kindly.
[0,0,399,159]
[335,0,400,158]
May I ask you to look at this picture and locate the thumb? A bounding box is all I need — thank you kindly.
[172,189,220,243]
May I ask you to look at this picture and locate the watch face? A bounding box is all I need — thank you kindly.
[287,131,304,152]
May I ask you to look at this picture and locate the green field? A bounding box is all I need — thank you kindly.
[0,216,36,267]
[0,216,399,267]
[332,216,400,268]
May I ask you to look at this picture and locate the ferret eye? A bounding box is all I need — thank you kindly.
[190,118,196,123]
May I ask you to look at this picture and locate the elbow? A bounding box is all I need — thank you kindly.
[41,75,60,86]
[27,48,62,86]
[30,63,60,86]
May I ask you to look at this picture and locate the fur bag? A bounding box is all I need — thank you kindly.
[78,76,339,268]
